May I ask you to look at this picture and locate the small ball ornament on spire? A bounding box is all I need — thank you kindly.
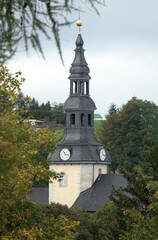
[76,19,82,27]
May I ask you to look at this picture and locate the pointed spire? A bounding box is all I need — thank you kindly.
[69,34,91,81]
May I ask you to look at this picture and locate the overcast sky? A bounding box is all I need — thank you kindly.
[8,0,158,117]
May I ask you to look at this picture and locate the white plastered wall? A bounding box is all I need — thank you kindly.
[49,164,80,207]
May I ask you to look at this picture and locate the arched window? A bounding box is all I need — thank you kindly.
[81,113,84,126]
[70,114,75,126]
[60,172,67,186]
[88,114,91,126]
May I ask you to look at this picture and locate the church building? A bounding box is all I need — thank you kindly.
[48,23,112,208]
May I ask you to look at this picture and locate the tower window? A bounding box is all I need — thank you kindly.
[84,82,86,94]
[98,168,102,175]
[86,82,89,95]
[88,114,91,126]
[81,113,84,126]
[70,114,75,126]
[60,172,67,186]
[80,82,83,94]
[73,82,78,93]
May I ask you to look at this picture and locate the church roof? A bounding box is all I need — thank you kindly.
[27,187,48,204]
[72,174,127,212]
[64,95,96,111]
[48,145,111,164]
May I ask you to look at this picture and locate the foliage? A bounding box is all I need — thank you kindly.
[0,201,79,240]
[0,64,25,111]
[106,103,119,117]
[91,202,124,240]
[16,91,31,111]
[17,93,65,124]
[94,119,105,140]
[103,134,158,240]
[0,0,104,62]
[0,64,78,239]
[55,127,64,140]
[51,102,65,124]
[93,133,158,240]
[40,202,95,240]
[29,97,39,111]
[140,100,158,143]
[98,97,158,173]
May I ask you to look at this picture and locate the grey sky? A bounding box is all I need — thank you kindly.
[8,0,158,116]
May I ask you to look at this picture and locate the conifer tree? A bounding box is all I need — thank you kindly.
[100,97,158,172]
[109,133,158,239]
[91,133,158,239]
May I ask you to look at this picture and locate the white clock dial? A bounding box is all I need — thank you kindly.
[100,149,106,161]
[60,148,70,161]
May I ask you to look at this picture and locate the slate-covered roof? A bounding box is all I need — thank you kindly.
[48,145,111,164]
[27,187,48,204]
[64,96,96,111]
[72,174,127,212]
[69,34,91,81]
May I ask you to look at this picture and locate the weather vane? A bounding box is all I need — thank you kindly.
[76,6,82,33]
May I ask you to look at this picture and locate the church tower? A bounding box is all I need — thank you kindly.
[49,27,111,207]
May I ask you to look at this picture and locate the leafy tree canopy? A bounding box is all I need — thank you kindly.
[51,102,65,124]
[16,92,65,124]
[110,133,158,239]
[90,133,158,240]
[0,64,78,239]
[98,97,158,173]
[0,0,104,62]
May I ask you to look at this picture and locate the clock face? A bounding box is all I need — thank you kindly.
[100,149,106,161]
[60,148,70,161]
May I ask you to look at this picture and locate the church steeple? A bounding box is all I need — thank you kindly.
[49,32,111,164]
[49,29,111,208]
[69,34,90,96]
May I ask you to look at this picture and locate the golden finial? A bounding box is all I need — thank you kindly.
[76,19,82,27]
